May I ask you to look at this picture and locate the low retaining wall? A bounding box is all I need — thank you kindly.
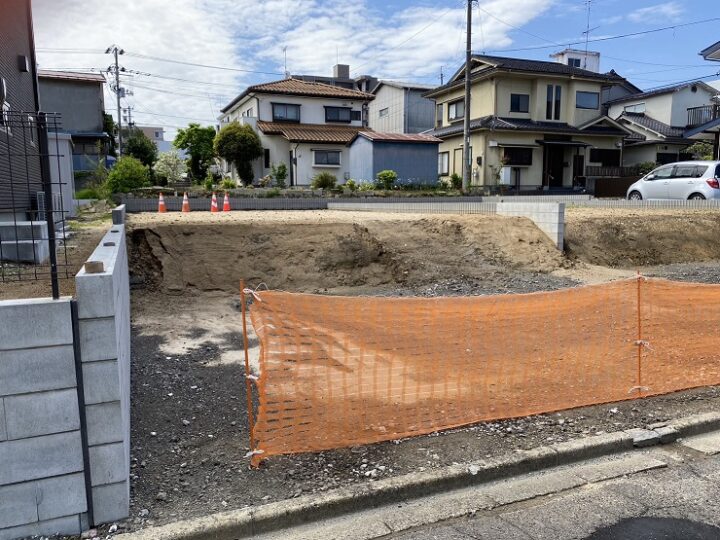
[496,202,564,250]
[0,206,131,539]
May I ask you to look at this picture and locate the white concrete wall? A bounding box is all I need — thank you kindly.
[496,202,565,249]
[294,142,352,186]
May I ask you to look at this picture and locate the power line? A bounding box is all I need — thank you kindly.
[36,48,105,54]
[122,50,284,75]
[131,108,215,122]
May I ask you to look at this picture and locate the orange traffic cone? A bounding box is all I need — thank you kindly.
[222,192,231,212]
[158,192,167,213]
[182,192,190,213]
[210,192,219,213]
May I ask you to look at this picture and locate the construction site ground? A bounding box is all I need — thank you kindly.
[115,207,720,533]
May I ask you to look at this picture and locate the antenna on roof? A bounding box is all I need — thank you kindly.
[582,0,593,69]
[282,46,289,79]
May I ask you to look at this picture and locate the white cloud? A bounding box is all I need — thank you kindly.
[627,2,683,24]
[33,0,556,138]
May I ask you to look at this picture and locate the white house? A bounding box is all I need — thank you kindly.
[218,78,374,186]
[607,81,719,165]
[368,81,436,134]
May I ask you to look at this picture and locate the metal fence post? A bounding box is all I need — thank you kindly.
[37,111,59,299]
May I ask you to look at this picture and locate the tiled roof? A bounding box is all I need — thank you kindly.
[353,132,441,143]
[618,112,692,144]
[221,78,373,113]
[37,70,105,83]
[429,116,627,138]
[256,121,368,144]
[605,81,717,105]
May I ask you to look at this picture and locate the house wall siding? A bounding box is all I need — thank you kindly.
[368,85,404,133]
[255,95,365,126]
[38,79,104,133]
[405,89,435,134]
[0,0,42,215]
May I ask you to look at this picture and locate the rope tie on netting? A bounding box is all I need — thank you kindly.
[244,449,265,459]
[243,282,269,302]
[634,339,653,350]
[245,374,259,382]
[628,385,650,394]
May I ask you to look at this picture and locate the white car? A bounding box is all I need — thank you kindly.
[626,161,720,200]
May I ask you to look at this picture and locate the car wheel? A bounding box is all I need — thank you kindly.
[688,193,706,200]
[628,191,642,201]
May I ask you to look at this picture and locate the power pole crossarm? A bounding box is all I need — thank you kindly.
[462,0,475,193]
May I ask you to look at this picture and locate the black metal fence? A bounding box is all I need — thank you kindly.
[0,111,71,298]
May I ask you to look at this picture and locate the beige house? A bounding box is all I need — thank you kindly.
[425,55,632,190]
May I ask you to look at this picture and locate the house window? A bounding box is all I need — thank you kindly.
[436,103,443,127]
[503,147,533,166]
[448,99,464,121]
[510,94,530,113]
[272,103,300,122]
[576,91,599,110]
[438,152,449,175]
[264,148,270,168]
[27,115,35,145]
[546,85,561,120]
[624,103,646,114]
[325,106,352,123]
[0,102,11,135]
[567,58,581,68]
[313,150,341,166]
[351,110,361,121]
[378,108,389,118]
[589,148,621,167]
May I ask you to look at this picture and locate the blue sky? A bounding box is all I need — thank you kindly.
[32,0,720,136]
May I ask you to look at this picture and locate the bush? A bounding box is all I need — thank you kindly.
[75,188,100,199]
[265,187,281,198]
[311,172,337,190]
[154,150,186,186]
[271,162,288,188]
[204,177,214,191]
[636,162,658,175]
[345,179,357,192]
[104,156,150,193]
[358,181,375,192]
[449,173,462,190]
[221,178,237,190]
[125,130,158,169]
[376,169,398,190]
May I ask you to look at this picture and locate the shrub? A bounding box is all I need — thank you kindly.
[345,179,357,192]
[125,130,158,169]
[449,173,462,190]
[311,172,336,190]
[213,122,263,186]
[104,156,150,193]
[221,178,237,190]
[358,181,375,192]
[271,162,288,188]
[204,177,214,191]
[265,187,281,198]
[75,187,100,199]
[259,174,272,187]
[636,162,658,175]
[154,150,186,186]
[376,169,398,190]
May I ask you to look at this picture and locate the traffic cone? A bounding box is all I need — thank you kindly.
[158,192,167,213]
[222,192,231,212]
[210,192,219,213]
[182,192,190,213]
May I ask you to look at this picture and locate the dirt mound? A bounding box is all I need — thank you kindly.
[565,210,720,268]
[128,213,564,294]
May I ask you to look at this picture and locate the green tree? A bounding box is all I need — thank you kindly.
[154,150,186,185]
[124,130,158,169]
[271,162,288,188]
[105,156,150,193]
[686,141,714,161]
[103,113,117,157]
[174,123,216,180]
[213,122,263,186]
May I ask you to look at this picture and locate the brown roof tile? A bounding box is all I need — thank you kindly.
[354,132,441,143]
[256,121,368,144]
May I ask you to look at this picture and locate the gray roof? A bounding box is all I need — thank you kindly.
[605,81,718,105]
[373,80,436,92]
[701,40,720,61]
[619,112,691,144]
[430,116,627,138]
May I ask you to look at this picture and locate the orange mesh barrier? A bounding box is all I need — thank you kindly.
[244,278,720,465]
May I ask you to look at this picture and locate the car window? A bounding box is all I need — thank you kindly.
[716,164,720,178]
[673,165,707,178]
[649,166,674,180]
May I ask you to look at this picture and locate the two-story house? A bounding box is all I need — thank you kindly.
[219,78,374,186]
[368,81,436,134]
[38,70,108,171]
[607,81,719,165]
[425,55,631,190]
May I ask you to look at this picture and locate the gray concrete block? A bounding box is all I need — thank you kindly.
[574,453,667,483]
[36,473,87,521]
[482,468,586,506]
[680,431,720,455]
[112,205,126,225]
[82,360,120,405]
[0,238,50,264]
[654,426,678,444]
[0,220,47,241]
[0,482,39,529]
[79,317,118,362]
[4,389,80,439]
[89,442,126,486]
[0,345,76,397]
[76,273,115,319]
[86,401,123,446]
[91,481,129,524]
[0,298,72,351]
[0,400,5,442]
[0,514,81,540]
[0,431,84,486]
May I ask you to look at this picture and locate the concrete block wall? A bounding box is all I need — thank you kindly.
[75,220,131,525]
[496,202,565,250]
[0,298,88,540]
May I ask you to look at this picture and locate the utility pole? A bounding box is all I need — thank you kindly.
[462,0,476,193]
[440,66,444,85]
[123,106,134,130]
[106,45,125,156]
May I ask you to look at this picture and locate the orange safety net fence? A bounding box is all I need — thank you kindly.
[243,278,720,465]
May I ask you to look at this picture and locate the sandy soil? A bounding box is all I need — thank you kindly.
[120,208,720,532]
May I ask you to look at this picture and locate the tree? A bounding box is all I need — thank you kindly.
[174,123,216,180]
[686,141,714,161]
[103,113,117,157]
[105,156,150,193]
[214,122,263,186]
[125,130,158,169]
[154,150,186,185]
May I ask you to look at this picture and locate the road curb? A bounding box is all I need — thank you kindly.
[117,411,720,540]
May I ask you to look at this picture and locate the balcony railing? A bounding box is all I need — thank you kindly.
[687,104,720,127]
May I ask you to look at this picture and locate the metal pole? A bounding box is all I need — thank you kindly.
[37,112,59,299]
[114,47,123,157]
[462,0,474,193]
